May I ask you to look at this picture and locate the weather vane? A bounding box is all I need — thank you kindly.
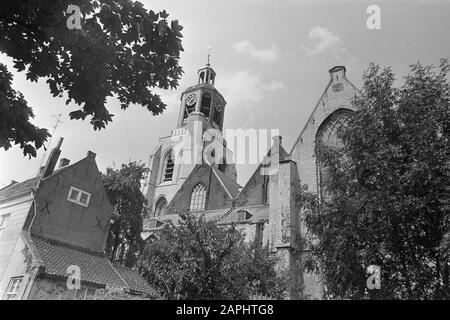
[207,46,212,66]
[36,113,63,175]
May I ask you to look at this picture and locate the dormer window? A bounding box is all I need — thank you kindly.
[67,187,91,207]
[237,210,252,221]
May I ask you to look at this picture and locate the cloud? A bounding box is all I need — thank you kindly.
[216,71,284,128]
[233,40,279,62]
[153,89,181,113]
[301,26,356,63]
[217,70,285,108]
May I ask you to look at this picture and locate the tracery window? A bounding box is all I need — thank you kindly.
[316,109,353,201]
[190,183,206,212]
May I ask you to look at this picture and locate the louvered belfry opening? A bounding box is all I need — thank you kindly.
[162,150,174,182]
[200,93,211,118]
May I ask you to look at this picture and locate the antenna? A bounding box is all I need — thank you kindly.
[207,46,212,66]
[36,113,63,175]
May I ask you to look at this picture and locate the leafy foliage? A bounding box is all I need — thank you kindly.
[139,213,287,300]
[91,286,160,300]
[102,161,148,268]
[304,60,450,299]
[0,0,183,156]
[0,64,50,157]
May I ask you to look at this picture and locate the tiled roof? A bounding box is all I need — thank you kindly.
[0,176,39,202]
[211,166,241,199]
[112,264,156,296]
[0,159,80,203]
[32,236,127,288]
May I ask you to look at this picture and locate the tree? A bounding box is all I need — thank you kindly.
[102,161,148,268]
[91,286,160,300]
[0,64,50,157]
[304,60,450,299]
[138,213,287,300]
[0,0,183,156]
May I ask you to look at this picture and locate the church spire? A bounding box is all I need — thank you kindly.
[198,47,216,86]
[176,52,226,131]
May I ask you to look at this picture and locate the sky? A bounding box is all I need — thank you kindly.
[1,0,450,187]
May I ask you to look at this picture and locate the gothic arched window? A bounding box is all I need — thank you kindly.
[154,197,168,217]
[190,183,206,212]
[162,150,175,182]
[200,93,211,118]
[316,109,353,201]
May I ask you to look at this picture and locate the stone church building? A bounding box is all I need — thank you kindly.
[141,61,360,299]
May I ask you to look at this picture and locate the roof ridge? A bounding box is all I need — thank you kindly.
[211,166,241,199]
[107,258,129,290]
[213,165,242,188]
[211,166,234,199]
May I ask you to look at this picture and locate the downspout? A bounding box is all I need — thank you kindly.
[20,189,42,300]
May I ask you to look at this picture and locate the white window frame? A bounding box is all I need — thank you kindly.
[4,277,23,300]
[67,186,91,207]
[0,213,11,238]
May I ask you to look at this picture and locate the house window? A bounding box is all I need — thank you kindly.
[0,213,11,237]
[4,277,23,300]
[67,187,91,207]
[189,183,206,212]
[162,150,175,182]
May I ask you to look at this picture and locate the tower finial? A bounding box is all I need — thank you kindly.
[207,46,212,66]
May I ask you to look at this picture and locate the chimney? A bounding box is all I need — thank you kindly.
[58,158,70,168]
[86,151,96,159]
[272,135,282,146]
[329,65,346,81]
[42,137,63,178]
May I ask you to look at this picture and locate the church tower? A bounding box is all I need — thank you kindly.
[142,56,237,223]
[176,56,226,131]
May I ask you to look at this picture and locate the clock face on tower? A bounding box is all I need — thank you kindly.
[186,93,197,107]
